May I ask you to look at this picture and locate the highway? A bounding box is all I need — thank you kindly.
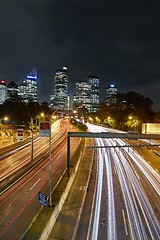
[0,120,67,191]
[86,124,160,240]
[0,119,81,240]
[1,121,159,239]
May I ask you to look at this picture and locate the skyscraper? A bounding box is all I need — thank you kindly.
[7,81,19,100]
[76,80,91,113]
[0,80,7,104]
[88,75,99,112]
[75,76,99,113]
[105,84,117,106]
[50,66,68,110]
[19,67,38,103]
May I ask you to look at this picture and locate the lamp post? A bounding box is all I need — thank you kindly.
[49,122,52,207]
[38,110,57,207]
[31,118,33,161]
[4,116,9,123]
[48,110,58,207]
[3,116,9,133]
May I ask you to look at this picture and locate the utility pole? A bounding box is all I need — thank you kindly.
[39,111,58,207]
[48,110,58,207]
[49,121,52,207]
[31,118,33,161]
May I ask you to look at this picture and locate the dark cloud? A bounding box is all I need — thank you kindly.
[0,0,160,110]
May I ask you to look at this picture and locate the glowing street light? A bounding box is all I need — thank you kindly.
[52,115,57,120]
[4,116,9,122]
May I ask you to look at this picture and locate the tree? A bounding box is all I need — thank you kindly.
[0,100,53,126]
[97,91,155,132]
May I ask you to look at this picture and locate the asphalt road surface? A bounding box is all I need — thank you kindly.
[49,123,160,240]
[0,119,81,240]
[87,124,160,240]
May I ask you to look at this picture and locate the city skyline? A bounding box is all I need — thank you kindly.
[0,1,160,111]
[0,65,158,112]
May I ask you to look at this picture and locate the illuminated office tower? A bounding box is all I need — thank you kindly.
[51,66,68,110]
[105,84,117,106]
[76,80,91,113]
[7,81,19,100]
[19,67,38,103]
[67,94,74,111]
[88,75,99,112]
[0,80,8,104]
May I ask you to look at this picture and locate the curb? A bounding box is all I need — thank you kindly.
[39,160,80,240]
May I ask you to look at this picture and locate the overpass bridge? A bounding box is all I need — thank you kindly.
[67,132,160,176]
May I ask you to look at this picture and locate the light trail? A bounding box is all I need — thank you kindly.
[0,120,81,239]
[0,126,67,182]
[104,145,117,239]
[89,124,117,240]
[87,123,160,239]
[109,137,160,239]
[91,139,103,240]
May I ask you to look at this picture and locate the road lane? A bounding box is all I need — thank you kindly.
[87,123,160,240]
[0,120,81,239]
[0,120,62,182]
[91,139,103,240]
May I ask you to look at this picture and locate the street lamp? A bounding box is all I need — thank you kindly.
[30,118,34,161]
[3,116,9,132]
[52,115,57,120]
[48,109,58,207]
[4,116,9,123]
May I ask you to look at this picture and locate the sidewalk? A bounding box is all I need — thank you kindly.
[23,138,94,240]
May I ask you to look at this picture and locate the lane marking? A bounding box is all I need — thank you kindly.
[29,178,41,191]
[122,208,128,236]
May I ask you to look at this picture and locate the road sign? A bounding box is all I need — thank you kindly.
[17,128,24,140]
[39,121,50,137]
[38,192,47,206]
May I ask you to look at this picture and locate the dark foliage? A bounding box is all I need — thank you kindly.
[95,91,157,132]
[0,100,52,126]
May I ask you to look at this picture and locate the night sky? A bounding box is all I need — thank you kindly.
[0,0,160,111]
